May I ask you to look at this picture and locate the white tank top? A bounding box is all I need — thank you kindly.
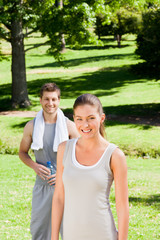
[62,138,118,240]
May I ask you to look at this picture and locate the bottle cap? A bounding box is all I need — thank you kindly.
[47,161,51,165]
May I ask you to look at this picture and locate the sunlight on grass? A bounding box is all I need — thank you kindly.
[0,30,160,240]
[0,155,159,240]
[0,115,160,157]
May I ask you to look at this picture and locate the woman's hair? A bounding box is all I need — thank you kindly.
[40,83,61,99]
[73,94,106,138]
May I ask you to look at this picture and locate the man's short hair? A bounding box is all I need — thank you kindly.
[40,83,61,99]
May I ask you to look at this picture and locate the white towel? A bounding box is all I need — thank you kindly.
[31,108,69,152]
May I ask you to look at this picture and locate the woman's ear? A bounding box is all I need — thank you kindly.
[100,113,106,124]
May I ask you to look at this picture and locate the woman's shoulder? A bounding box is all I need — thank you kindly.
[110,147,127,171]
[58,138,77,152]
[112,146,125,158]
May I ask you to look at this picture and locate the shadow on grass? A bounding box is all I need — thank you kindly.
[103,104,160,118]
[29,53,137,69]
[105,119,154,130]
[129,194,160,210]
[0,66,159,118]
[11,119,32,129]
[131,62,160,80]
[25,67,148,105]
[62,110,159,129]
[0,82,12,110]
[10,114,157,131]
[72,44,130,51]
[67,36,133,51]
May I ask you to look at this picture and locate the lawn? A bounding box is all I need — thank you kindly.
[0,154,159,240]
[0,33,160,114]
[0,115,160,157]
[0,32,160,157]
[0,32,160,239]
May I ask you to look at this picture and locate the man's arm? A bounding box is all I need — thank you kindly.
[19,120,50,179]
[66,118,80,139]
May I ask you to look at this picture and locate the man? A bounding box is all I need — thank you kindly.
[19,83,79,240]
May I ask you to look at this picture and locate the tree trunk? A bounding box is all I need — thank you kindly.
[11,19,30,108]
[117,34,121,48]
[60,33,66,53]
[55,0,66,52]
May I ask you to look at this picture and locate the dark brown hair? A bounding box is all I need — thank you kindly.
[40,83,61,99]
[73,94,106,138]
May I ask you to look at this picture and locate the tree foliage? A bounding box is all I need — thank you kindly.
[1,0,160,108]
[33,0,101,60]
[94,0,145,46]
[0,0,100,108]
[136,6,160,70]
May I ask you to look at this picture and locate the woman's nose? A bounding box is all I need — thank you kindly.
[83,120,89,127]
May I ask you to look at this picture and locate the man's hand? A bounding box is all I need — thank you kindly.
[33,163,50,180]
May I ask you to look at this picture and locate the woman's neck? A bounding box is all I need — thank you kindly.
[78,135,107,151]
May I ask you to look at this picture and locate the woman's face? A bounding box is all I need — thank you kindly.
[73,104,105,139]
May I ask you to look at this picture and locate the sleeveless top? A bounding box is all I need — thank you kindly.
[30,122,64,240]
[33,122,57,184]
[34,123,57,169]
[62,138,118,240]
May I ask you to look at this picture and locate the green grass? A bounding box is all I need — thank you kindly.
[0,116,31,154]
[0,115,160,157]
[0,32,160,157]
[0,154,159,240]
[0,33,159,113]
[0,31,160,240]
[111,156,160,240]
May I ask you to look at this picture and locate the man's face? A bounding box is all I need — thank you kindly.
[40,91,60,114]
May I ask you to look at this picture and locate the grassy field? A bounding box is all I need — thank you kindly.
[0,32,160,239]
[0,32,160,157]
[0,33,160,113]
[0,154,160,240]
[0,115,160,158]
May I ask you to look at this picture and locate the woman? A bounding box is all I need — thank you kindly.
[51,94,129,240]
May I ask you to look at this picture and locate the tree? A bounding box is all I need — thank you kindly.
[0,0,31,108]
[136,7,160,71]
[95,8,141,46]
[0,0,99,108]
[36,1,99,59]
[95,0,145,47]
[55,0,65,52]
[111,8,141,47]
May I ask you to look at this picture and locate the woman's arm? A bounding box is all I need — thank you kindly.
[51,141,66,240]
[111,148,129,240]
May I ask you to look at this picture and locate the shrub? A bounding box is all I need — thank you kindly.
[0,138,18,155]
[136,7,160,70]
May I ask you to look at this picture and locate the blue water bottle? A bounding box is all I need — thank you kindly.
[47,161,55,184]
